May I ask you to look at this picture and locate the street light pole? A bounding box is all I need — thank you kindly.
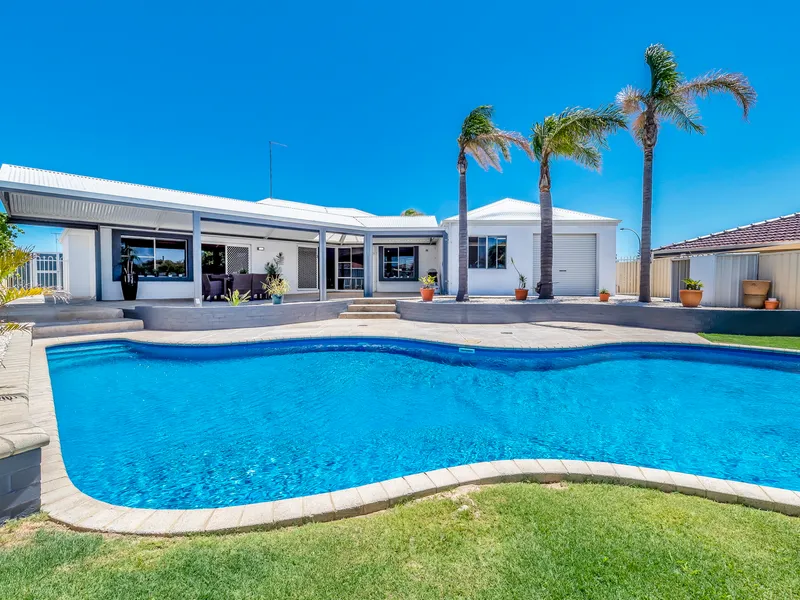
[620,227,642,257]
[268,141,287,199]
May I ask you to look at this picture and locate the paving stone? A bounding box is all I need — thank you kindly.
[105,509,157,534]
[331,488,364,518]
[238,502,275,530]
[447,464,480,485]
[75,506,131,531]
[561,460,593,482]
[727,481,773,510]
[586,461,618,483]
[470,461,504,484]
[611,464,647,487]
[403,473,437,498]
[205,506,245,532]
[513,459,548,482]
[302,493,336,523]
[380,477,414,505]
[169,508,215,534]
[760,486,800,516]
[272,498,303,527]
[535,459,569,483]
[490,460,525,482]
[356,482,390,512]
[424,468,459,492]
[639,467,677,492]
[696,476,738,503]
[135,510,184,535]
[666,471,706,497]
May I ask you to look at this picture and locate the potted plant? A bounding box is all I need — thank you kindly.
[224,289,250,306]
[419,274,436,301]
[267,277,290,304]
[599,288,610,302]
[510,257,528,301]
[765,297,780,310]
[119,244,139,301]
[679,278,703,307]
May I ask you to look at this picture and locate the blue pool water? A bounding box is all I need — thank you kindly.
[46,339,800,509]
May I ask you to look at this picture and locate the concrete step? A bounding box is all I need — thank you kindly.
[4,307,125,323]
[351,298,398,305]
[338,311,400,319]
[347,304,398,312]
[32,318,145,339]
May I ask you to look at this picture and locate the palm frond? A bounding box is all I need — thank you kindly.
[459,105,531,171]
[644,43,681,98]
[630,112,648,146]
[655,96,704,134]
[616,85,646,115]
[568,142,603,170]
[0,321,32,335]
[0,286,62,307]
[677,70,756,119]
[0,247,34,280]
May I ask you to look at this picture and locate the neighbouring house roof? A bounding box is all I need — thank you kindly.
[0,164,440,232]
[654,213,800,256]
[442,198,619,223]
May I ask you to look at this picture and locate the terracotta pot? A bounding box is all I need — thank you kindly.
[420,287,434,302]
[742,280,771,295]
[515,288,529,301]
[679,289,703,308]
[764,299,780,310]
[599,293,610,302]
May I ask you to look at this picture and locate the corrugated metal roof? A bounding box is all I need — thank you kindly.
[443,198,618,223]
[0,165,441,232]
[356,215,439,228]
[257,197,375,217]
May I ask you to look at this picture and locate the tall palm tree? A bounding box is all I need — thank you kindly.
[401,208,424,216]
[618,44,756,302]
[531,105,626,299]
[456,105,530,301]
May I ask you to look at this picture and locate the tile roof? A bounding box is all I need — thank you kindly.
[654,213,800,254]
[443,198,618,223]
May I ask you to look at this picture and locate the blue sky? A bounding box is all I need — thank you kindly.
[2,1,797,255]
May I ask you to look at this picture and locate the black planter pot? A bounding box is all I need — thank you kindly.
[121,275,139,301]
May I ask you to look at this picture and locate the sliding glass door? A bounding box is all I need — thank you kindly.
[336,247,364,290]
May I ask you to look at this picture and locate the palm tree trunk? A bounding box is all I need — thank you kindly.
[456,151,469,302]
[638,146,654,303]
[538,161,554,299]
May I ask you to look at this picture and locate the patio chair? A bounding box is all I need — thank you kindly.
[231,273,253,298]
[202,275,224,301]
[251,274,268,300]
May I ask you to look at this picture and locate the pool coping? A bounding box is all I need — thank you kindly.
[28,330,800,535]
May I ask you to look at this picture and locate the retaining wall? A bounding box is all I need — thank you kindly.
[128,300,353,331]
[396,300,800,335]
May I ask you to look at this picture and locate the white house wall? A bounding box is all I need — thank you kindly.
[60,229,96,299]
[443,221,616,296]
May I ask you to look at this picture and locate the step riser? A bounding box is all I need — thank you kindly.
[347,305,398,312]
[351,298,398,305]
[338,312,400,319]
[3,309,125,323]
[33,320,144,339]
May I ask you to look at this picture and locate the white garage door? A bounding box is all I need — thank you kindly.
[532,234,597,295]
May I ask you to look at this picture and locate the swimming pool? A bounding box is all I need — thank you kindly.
[46,338,800,509]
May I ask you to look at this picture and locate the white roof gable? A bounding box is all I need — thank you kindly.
[444,198,618,223]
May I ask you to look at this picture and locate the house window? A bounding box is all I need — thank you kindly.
[381,246,417,280]
[120,236,187,278]
[469,236,506,269]
[337,247,364,290]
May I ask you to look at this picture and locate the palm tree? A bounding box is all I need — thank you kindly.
[456,105,531,301]
[618,44,756,302]
[531,105,626,299]
[401,208,424,216]
[0,247,64,337]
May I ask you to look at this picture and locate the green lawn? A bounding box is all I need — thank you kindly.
[2,483,799,599]
[699,333,800,350]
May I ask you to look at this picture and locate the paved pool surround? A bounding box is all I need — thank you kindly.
[9,320,800,534]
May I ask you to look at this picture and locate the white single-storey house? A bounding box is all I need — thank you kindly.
[443,198,618,296]
[0,165,618,301]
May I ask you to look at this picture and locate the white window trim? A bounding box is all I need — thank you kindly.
[468,235,507,269]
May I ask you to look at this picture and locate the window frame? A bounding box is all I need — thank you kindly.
[468,236,507,269]
[378,245,419,281]
[112,229,193,282]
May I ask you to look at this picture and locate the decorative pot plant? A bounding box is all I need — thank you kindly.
[224,289,250,306]
[119,244,139,301]
[419,274,436,302]
[510,257,528,301]
[599,288,610,302]
[764,297,780,310]
[267,277,290,305]
[679,278,703,307]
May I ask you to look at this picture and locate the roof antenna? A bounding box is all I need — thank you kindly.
[269,141,287,199]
